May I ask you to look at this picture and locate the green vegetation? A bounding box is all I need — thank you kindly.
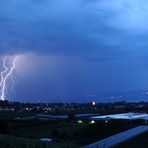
[0,110,145,147]
[10,121,84,139]
[0,135,50,148]
[0,135,81,148]
[0,111,35,119]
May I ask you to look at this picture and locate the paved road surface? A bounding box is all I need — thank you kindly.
[85,126,148,148]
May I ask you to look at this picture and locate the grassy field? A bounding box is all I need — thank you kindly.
[0,111,144,147]
[10,122,84,138]
[0,135,50,148]
[0,111,35,119]
[9,120,139,147]
[0,134,81,148]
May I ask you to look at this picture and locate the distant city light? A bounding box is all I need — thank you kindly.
[77,120,83,124]
[92,101,96,106]
[90,120,95,124]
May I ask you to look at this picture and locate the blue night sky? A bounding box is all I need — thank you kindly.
[0,0,148,102]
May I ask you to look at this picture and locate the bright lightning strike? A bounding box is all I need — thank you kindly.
[0,56,19,101]
[0,57,8,88]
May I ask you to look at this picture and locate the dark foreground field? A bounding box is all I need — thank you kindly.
[0,135,51,148]
[0,134,82,148]
[0,111,146,147]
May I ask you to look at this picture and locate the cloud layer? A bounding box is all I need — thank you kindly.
[1,0,148,102]
[0,0,148,61]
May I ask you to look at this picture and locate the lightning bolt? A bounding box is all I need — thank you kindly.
[11,75,17,94]
[0,57,8,88]
[0,56,19,101]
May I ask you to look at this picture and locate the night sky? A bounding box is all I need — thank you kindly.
[0,0,148,102]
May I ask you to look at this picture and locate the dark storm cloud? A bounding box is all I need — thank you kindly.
[1,0,148,102]
[1,0,148,62]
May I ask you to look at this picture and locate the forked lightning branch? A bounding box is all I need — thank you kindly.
[0,56,19,101]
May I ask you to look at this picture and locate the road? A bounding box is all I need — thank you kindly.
[84,126,148,148]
